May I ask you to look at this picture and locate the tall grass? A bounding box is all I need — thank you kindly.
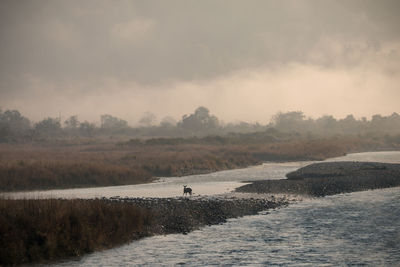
[0,199,152,265]
[0,162,151,191]
[0,197,286,265]
[0,135,395,191]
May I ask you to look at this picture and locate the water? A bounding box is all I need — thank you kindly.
[48,151,400,266]
[5,151,400,199]
[57,188,400,267]
[3,161,312,199]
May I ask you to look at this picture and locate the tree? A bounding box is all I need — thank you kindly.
[160,116,177,127]
[100,114,128,129]
[139,112,157,127]
[387,112,400,132]
[79,121,96,137]
[370,113,400,133]
[315,115,337,134]
[178,106,220,133]
[0,109,31,141]
[272,111,306,132]
[339,114,359,134]
[64,115,79,129]
[34,117,62,137]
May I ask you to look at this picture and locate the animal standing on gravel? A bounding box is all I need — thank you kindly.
[183,185,192,196]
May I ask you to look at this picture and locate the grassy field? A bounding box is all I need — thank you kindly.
[0,135,397,191]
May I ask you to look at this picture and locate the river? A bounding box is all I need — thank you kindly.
[30,151,400,266]
[5,151,400,200]
[3,160,312,199]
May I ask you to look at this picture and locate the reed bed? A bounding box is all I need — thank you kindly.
[0,198,152,265]
[0,136,393,191]
[0,196,289,265]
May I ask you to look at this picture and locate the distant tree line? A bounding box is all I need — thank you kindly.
[270,111,400,136]
[1,106,400,142]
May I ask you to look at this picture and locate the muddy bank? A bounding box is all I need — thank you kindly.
[110,195,289,235]
[236,161,400,197]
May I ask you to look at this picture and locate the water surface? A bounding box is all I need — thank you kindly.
[3,161,311,199]
[57,187,400,266]
[48,151,400,266]
[3,151,400,199]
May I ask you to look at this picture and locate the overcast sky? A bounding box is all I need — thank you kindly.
[1,0,399,124]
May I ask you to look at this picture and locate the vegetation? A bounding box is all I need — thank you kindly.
[1,105,399,190]
[0,197,287,265]
[1,106,399,264]
[0,199,152,265]
[1,134,398,192]
[1,106,400,141]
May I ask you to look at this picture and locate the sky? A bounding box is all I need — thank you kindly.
[0,0,399,125]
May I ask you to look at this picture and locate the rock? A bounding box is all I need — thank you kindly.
[108,195,288,235]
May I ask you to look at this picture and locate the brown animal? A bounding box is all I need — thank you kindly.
[183,185,192,196]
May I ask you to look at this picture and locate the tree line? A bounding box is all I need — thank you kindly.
[1,106,400,142]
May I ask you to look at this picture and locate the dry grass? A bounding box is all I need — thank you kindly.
[0,135,395,191]
[0,198,152,265]
[0,196,288,265]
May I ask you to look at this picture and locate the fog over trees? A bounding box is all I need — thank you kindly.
[1,1,400,123]
[1,106,400,142]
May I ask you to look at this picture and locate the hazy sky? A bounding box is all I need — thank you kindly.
[1,0,399,124]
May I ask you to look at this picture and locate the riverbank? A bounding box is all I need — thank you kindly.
[2,135,396,192]
[121,195,289,235]
[0,196,289,265]
[236,161,400,196]
[2,154,400,265]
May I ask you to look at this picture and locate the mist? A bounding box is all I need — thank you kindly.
[1,0,399,124]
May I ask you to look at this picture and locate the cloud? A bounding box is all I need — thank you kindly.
[5,44,399,125]
[164,57,400,122]
[111,18,156,43]
[1,0,400,124]
[43,20,83,49]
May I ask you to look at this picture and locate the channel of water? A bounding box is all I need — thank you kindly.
[9,151,400,266]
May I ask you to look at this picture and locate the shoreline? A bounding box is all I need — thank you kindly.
[236,161,400,196]
[114,195,291,235]
[2,139,384,192]
[4,149,398,194]
[0,195,290,265]
[2,156,400,265]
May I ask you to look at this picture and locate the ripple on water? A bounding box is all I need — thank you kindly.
[50,151,400,266]
[52,187,400,267]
